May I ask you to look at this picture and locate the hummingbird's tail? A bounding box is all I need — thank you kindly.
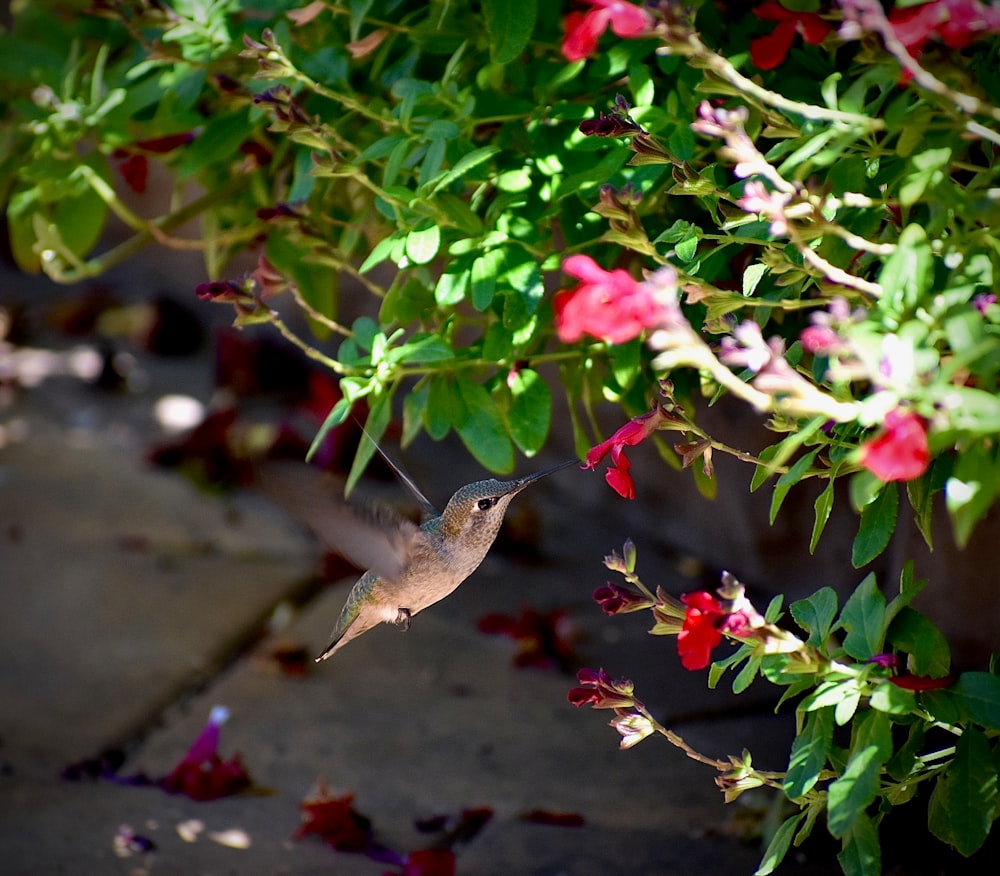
[315,575,396,660]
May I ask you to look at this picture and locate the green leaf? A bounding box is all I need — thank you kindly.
[946,442,1000,547]
[471,248,504,312]
[827,711,893,839]
[852,482,898,567]
[899,146,951,207]
[809,478,835,554]
[454,378,514,473]
[345,390,393,495]
[424,145,501,195]
[869,681,916,714]
[837,813,881,876]
[426,376,462,439]
[790,587,838,647]
[948,672,1000,730]
[306,396,353,465]
[756,812,806,876]
[928,727,997,856]
[878,223,933,317]
[886,606,951,677]
[839,572,886,659]
[482,0,537,64]
[506,368,551,456]
[800,678,861,718]
[785,706,834,799]
[405,224,441,265]
[742,262,767,296]
[348,0,375,40]
[770,449,819,525]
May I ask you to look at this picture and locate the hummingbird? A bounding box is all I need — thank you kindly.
[259,447,577,661]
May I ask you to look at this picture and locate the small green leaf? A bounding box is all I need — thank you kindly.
[839,572,886,660]
[770,449,819,525]
[506,368,551,456]
[426,376,462,440]
[827,711,893,839]
[810,479,835,554]
[306,396,354,464]
[878,223,933,316]
[471,249,504,312]
[886,606,951,678]
[898,146,951,207]
[790,587,839,647]
[928,727,997,856]
[454,378,514,473]
[785,706,834,799]
[743,262,767,296]
[405,224,441,265]
[869,681,916,714]
[482,0,537,64]
[946,442,1000,547]
[852,482,898,567]
[948,672,1000,730]
[837,813,881,876]
[756,812,807,876]
[344,391,394,495]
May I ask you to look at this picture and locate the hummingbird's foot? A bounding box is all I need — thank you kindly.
[395,607,412,631]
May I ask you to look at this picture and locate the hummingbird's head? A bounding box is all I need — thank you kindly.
[439,460,578,545]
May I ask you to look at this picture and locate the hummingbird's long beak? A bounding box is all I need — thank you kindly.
[506,458,580,494]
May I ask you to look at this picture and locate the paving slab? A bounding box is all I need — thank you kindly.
[0,405,316,777]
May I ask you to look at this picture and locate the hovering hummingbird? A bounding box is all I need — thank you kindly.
[259,446,577,660]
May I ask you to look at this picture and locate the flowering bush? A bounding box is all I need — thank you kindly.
[4,0,1000,872]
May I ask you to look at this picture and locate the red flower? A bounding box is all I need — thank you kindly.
[593,582,654,615]
[397,849,456,876]
[159,706,253,801]
[888,674,956,691]
[584,404,676,499]
[889,0,1000,55]
[859,409,930,482]
[561,0,652,62]
[555,255,666,345]
[676,592,755,671]
[295,782,372,851]
[750,2,833,70]
[677,592,725,671]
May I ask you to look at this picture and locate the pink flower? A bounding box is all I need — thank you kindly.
[584,405,676,499]
[859,409,930,482]
[750,1,833,70]
[561,0,652,62]
[799,324,842,355]
[160,706,254,801]
[555,255,667,345]
[737,179,792,235]
[889,0,1000,55]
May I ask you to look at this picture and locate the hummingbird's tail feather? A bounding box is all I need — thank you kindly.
[314,571,393,660]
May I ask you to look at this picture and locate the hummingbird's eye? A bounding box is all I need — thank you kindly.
[477,497,496,511]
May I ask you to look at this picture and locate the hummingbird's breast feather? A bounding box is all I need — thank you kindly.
[386,539,490,614]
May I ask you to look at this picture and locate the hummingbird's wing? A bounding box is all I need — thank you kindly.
[257,460,420,583]
[356,424,439,521]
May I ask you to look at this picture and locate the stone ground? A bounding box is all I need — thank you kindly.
[0,274,847,876]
